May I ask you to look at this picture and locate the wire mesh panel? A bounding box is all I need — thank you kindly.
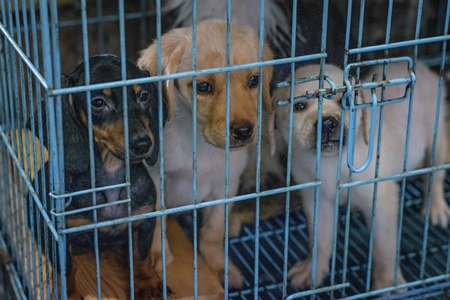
[0,1,450,300]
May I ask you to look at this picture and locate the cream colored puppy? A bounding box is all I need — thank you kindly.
[137,19,273,288]
[273,62,450,293]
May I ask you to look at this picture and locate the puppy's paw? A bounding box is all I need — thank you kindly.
[134,274,171,300]
[215,261,244,290]
[200,233,244,288]
[201,246,244,289]
[134,276,163,300]
[372,271,407,295]
[287,257,329,289]
[422,197,450,228]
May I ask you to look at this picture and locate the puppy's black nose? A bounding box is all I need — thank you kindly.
[322,117,338,135]
[130,136,152,156]
[231,123,254,141]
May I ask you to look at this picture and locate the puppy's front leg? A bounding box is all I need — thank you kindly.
[288,188,334,288]
[358,182,406,294]
[133,219,165,299]
[151,215,174,270]
[199,204,244,289]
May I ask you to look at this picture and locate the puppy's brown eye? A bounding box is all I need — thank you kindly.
[139,91,150,103]
[91,97,105,109]
[248,75,259,87]
[197,82,211,93]
[293,102,307,111]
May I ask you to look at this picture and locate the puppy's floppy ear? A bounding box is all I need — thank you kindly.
[61,74,90,173]
[145,146,160,166]
[141,69,169,126]
[145,81,164,167]
[137,27,190,121]
[261,44,276,156]
[26,74,89,173]
[26,75,73,145]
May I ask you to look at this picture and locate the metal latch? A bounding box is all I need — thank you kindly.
[343,57,416,173]
[275,56,416,173]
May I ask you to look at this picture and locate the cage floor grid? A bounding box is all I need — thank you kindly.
[226,176,450,299]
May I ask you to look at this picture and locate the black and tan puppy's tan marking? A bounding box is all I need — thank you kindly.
[29,55,167,299]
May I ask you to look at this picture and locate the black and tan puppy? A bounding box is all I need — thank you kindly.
[28,54,167,299]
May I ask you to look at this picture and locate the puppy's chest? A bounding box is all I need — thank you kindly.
[163,148,249,207]
[66,161,151,220]
[161,118,249,206]
[163,120,248,172]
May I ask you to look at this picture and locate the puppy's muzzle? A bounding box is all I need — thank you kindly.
[315,117,341,152]
[130,135,153,158]
[230,122,254,142]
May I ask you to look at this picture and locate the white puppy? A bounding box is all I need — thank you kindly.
[273,62,450,293]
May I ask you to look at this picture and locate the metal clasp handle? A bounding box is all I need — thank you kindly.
[343,57,416,173]
[345,86,378,173]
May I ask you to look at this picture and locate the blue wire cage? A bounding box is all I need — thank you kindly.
[1,1,450,299]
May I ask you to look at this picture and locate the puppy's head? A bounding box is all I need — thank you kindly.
[274,64,366,157]
[137,19,274,149]
[62,54,165,171]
